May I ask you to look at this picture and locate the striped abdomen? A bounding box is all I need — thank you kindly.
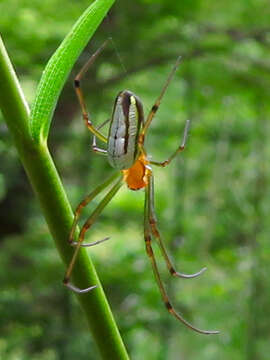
[107,90,144,170]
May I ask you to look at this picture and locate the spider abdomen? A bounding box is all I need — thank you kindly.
[107,90,144,170]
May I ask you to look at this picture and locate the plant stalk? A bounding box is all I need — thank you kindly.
[0,20,129,360]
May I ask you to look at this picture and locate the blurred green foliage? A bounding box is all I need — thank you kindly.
[1,0,270,359]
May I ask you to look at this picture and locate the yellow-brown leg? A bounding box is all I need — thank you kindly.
[144,179,218,334]
[138,57,185,164]
[64,175,123,293]
[147,173,207,278]
[69,172,119,246]
[74,40,111,143]
[140,56,182,141]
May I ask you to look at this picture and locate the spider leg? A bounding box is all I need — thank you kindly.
[64,175,123,293]
[69,172,120,246]
[91,118,110,155]
[139,56,182,145]
[92,144,107,156]
[65,282,97,294]
[147,172,206,279]
[74,39,111,143]
[71,236,110,248]
[150,120,190,168]
[144,183,218,335]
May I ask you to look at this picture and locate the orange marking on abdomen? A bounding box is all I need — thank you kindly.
[122,154,149,191]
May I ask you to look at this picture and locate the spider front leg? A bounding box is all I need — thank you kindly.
[64,175,123,293]
[138,56,187,165]
[74,39,111,143]
[140,56,182,139]
[144,181,218,335]
[147,172,206,278]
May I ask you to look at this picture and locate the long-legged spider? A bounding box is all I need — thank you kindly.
[63,40,219,335]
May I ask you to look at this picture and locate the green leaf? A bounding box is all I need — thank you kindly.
[30,0,115,144]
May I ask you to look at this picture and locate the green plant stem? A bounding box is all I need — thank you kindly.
[0,31,129,360]
[0,36,31,141]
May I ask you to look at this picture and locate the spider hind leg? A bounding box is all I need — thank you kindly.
[144,178,218,335]
[64,175,123,294]
[147,173,206,279]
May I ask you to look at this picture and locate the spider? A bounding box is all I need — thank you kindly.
[63,40,218,335]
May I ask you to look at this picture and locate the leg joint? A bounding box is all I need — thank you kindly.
[146,246,153,257]
[138,134,144,145]
[79,224,91,240]
[152,104,158,113]
[161,160,169,167]
[145,238,153,257]
[165,300,173,311]
[77,203,85,212]
[74,79,80,88]
[82,224,91,232]
[144,234,151,244]
[92,146,99,152]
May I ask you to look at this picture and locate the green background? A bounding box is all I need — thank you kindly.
[0,0,270,359]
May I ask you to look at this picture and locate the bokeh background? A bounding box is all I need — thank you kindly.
[1,0,270,359]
